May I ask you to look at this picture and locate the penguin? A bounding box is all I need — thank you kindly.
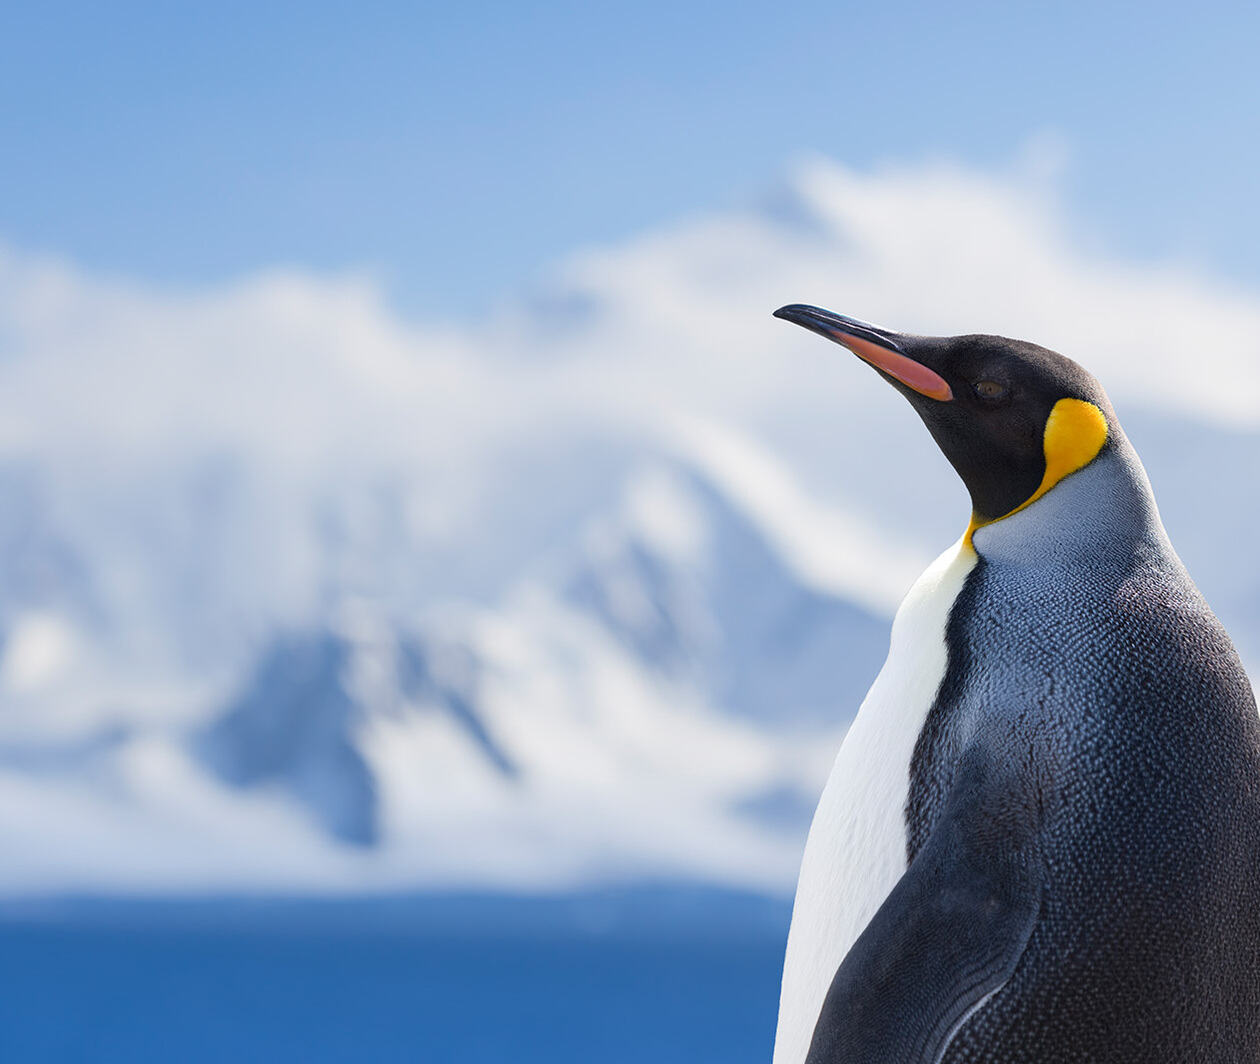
[770,304,1260,1064]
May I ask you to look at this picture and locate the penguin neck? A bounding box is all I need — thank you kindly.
[968,435,1169,569]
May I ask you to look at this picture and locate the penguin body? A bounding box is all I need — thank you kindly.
[770,308,1260,1063]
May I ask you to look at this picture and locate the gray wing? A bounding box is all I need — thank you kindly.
[806,748,1043,1064]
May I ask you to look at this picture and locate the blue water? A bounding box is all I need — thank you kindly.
[0,889,791,1063]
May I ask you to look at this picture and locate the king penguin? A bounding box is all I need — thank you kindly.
[770,305,1260,1063]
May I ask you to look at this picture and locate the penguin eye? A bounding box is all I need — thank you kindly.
[974,380,1008,401]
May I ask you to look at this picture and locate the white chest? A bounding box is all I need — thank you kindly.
[772,539,977,1064]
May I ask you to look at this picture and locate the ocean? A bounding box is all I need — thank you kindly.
[0,888,791,1063]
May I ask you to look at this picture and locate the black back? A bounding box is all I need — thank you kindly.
[911,440,1260,1061]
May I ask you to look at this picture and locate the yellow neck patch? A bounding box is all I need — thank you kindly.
[965,398,1109,547]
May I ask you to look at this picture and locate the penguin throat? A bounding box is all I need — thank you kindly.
[964,398,1109,547]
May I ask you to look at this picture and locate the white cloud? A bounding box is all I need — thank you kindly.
[4,155,1258,535]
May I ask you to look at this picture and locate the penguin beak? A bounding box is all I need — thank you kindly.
[773,304,954,402]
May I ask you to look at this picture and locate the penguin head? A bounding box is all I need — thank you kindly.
[773,304,1115,529]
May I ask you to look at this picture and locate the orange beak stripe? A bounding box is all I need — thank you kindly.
[823,329,954,402]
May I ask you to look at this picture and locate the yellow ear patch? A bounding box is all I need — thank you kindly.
[965,398,1108,546]
[1032,398,1110,508]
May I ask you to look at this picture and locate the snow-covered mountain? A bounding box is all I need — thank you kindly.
[193,455,890,883]
[0,155,1257,895]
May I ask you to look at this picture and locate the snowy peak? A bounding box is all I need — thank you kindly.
[196,620,520,848]
[563,462,889,728]
[197,630,379,845]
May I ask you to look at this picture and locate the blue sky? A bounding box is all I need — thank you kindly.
[2,1,1258,319]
